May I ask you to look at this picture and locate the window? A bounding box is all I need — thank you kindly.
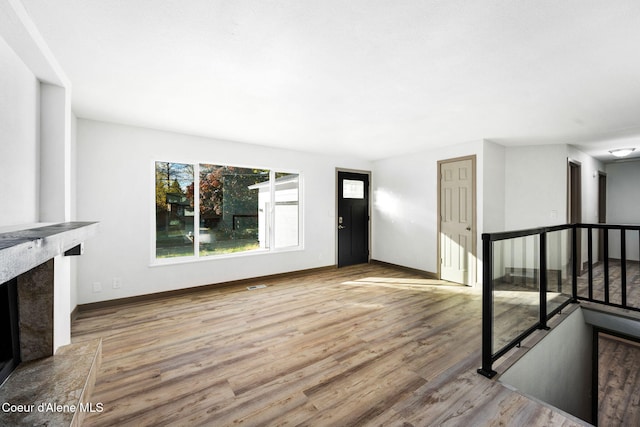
[155,162,194,258]
[198,165,269,256]
[155,161,301,261]
[273,172,300,248]
[342,179,365,199]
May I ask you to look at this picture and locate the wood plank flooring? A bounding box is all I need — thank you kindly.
[72,263,586,426]
[598,334,640,426]
[576,260,640,309]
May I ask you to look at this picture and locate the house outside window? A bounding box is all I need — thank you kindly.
[249,172,300,249]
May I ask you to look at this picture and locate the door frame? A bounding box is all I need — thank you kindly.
[567,159,582,224]
[598,171,607,263]
[335,168,371,267]
[437,155,477,285]
[567,159,582,271]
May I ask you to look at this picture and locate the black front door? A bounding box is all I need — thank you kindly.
[337,171,369,267]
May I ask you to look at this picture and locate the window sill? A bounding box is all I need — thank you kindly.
[149,245,303,267]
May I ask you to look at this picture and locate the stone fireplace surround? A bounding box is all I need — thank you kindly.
[12,259,55,365]
[0,222,101,426]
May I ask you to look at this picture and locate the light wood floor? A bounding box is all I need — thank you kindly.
[72,263,586,426]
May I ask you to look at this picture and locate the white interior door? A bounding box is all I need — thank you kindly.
[440,158,474,285]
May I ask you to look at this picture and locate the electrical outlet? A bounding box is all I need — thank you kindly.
[112,277,122,289]
[92,282,102,292]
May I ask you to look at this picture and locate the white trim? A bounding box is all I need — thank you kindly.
[269,170,275,249]
[193,162,201,255]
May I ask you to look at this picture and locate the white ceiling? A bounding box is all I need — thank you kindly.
[19,0,640,161]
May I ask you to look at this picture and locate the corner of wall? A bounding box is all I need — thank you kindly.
[1,1,75,351]
[482,140,506,234]
[504,144,569,229]
[70,112,78,313]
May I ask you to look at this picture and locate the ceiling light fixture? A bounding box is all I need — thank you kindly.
[609,148,636,158]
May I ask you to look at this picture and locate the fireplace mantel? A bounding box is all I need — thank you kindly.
[0,221,98,363]
[0,222,98,284]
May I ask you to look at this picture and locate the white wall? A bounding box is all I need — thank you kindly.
[39,83,71,222]
[502,143,603,230]
[483,140,506,234]
[607,160,640,224]
[371,139,485,282]
[0,36,39,226]
[567,146,605,225]
[606,159,640,261]
[76,119,371,303]
[499,145,603,274]
[504,144,568,230]
[1,1,75,353]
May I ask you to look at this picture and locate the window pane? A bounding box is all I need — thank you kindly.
[155,162,195,258]
[343,179,364,199]
[274,172,299,248]
[199,165,269,256]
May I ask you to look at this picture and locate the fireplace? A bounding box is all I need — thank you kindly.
[0,258,55,386]
[0,222,97,387]
[0,278,20,385]
[0,259,55,385]
[0,222,101,427]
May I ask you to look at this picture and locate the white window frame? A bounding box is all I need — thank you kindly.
[151,160,303,266]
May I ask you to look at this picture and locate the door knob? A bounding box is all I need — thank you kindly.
[466,226,471,231]
[338,225,346,230]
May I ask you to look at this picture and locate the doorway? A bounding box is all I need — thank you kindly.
[438,156,476,285]
[598,172,607,263]
[568,160,582,271]
[337,170,370,267]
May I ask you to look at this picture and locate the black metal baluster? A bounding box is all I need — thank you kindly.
[572,225,578,301]
[588,227,593,300]
[604,228,610,304]
[621,228,627,308]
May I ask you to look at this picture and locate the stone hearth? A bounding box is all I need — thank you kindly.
[0,339,102,427]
